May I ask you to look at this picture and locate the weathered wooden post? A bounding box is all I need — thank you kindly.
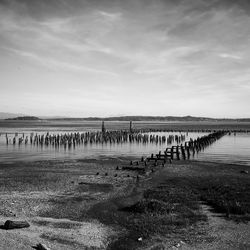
[171,146,174,160]
[181,144,186,159]
[186,146,190,159]
[129,121,133,133]
[102,121,106,133]
[176,146,180,160]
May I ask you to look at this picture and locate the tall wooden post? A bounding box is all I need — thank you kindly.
[129,121,133,133]
[102,121,106,133]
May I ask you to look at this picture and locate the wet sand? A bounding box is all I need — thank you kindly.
[0,157,140,249]
[0,158,249,249]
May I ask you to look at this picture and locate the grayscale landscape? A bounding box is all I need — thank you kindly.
[0,1,250,250]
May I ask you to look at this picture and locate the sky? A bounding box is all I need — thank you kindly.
[0,0,250,118]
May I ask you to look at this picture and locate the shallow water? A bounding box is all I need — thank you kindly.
[194,133,250,166]
[0,121,250,166]
[0,130,203,163]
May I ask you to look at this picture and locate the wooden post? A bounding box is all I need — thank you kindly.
[181,145,186,159]
[102,121,106,133]
[171,146,174,160]
[176,146,180,160]
[186,146,190,159]
[129,121,133,133]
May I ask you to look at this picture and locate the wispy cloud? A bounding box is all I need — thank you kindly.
[1,46,118,77]
[98,11,122,21]
[219,53,243,60]
[1,0,250,117]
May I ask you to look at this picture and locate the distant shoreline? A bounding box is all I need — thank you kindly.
[5,116,40,121]
[1,112,250,122]
[2,116,250,122]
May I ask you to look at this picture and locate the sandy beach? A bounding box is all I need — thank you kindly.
[0,157,249,250]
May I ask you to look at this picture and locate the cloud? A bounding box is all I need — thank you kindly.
[219,53,243,60]
[0,0,250,117]
[1,46,118,76]
[98,11,122,21]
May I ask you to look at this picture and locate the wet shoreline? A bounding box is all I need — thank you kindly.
[0,157,250,249]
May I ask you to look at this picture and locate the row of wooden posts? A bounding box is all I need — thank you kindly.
[4,132,187,147]
[1,120,235,149]
[142,130,227,163]
[3,123,188,147]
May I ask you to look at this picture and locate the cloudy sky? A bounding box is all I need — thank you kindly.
[0,0,250,118]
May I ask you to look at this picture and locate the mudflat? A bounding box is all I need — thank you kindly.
[0,158,249,249]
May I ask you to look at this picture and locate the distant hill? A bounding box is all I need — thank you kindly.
[237,118,250,122]
[49,115,212,121]
[1,113,250,122]
[5,116,40,121]
[0,112,26,119]
[47,116,250,122]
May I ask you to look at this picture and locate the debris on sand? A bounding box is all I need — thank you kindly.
[33,243,50,250]
[3,220,30,230]
[240,170,248,174]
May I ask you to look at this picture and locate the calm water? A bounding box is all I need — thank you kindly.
[0,130,204,163]
[0,121,250,165]
[194,133,250,166]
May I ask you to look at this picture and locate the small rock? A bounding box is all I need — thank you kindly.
[34,243,50,250]
[240,170,248,174]
[4,220,30,230]
[138,237,142,241]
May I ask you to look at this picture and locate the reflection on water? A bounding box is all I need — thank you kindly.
[0,122,250,166]
[195,133,250,166]
[0,131,203,163]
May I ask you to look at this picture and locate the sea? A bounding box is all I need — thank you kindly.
[0,120,250,166]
